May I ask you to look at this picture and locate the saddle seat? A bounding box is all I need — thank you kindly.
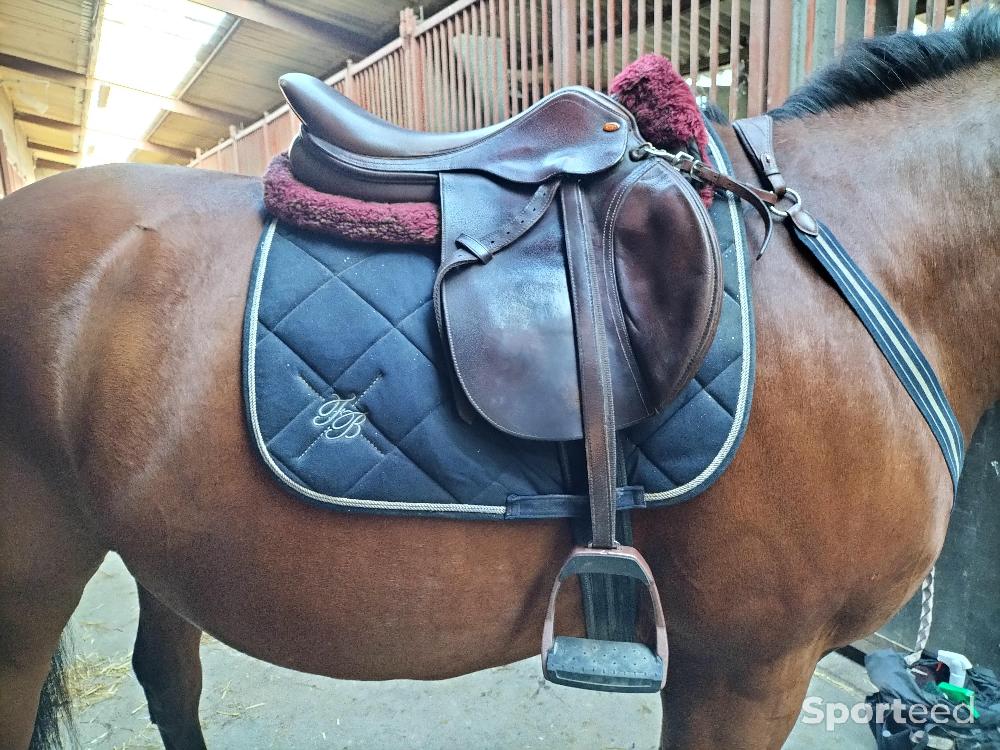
[279,73,724,693]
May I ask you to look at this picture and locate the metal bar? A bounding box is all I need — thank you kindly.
[542,0,552,94]
[499,0,511,118]
[689,0,700,89]
[804,0,816,73]
[551,0,561,88]
[729,0,741,119]
[448,17,461,128]
[471,3,483,128]
[530,0,540,102]
[864,0,877,36]
[622,0,631,71]
[607,0,616,81]
[932,0,947,30]
[671,0,680,64]
[520,0,530,108]
[766,0,792,108]
[593,0,602,91]
[509,0,520,114]
[489,0,501,123]
[835,0,848,49]
[563,0,578,86]
[463,10,475,128]
[896,0,910,31]
[580,0,589,87]
[747,0,768,116]
[709,0,720,103]
[653,0,663,56]
[952,0,962,25]
[637,0,646,55]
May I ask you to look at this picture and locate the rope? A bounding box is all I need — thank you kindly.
[905,566,936,666]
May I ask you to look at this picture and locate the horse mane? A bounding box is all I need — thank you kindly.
[772,7,1000,120]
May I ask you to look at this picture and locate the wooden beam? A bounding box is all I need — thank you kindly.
[135,141,196,160]
[0,52,242,125]
[13,113,80,133]
[0,53,85,87]
[35,158,75,172]
[27,141,79,159]
[189,0,363,49]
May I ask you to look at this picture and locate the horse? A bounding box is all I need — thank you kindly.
[1,12,998,750]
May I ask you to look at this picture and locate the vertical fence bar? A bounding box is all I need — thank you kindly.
[896,0,909,30]
[951,0,962,23]
[622,0,631,70]
[690,0,700,89]
[463,9,475,127]
[864,0,877,36]
[804,0,816,72]
[529,0,539,103]
[343,59,355,101]
[580,0,589,87]
[932,0,947,29]
[552,0,563,87]
[418,34,430,128]
[469,3,481,128]
[766,0,791,109]
[637,0,646,55]
[498,0,511,118]
[487,0,498,123]
[671,0,680,65]
[835,0,847,49]
[607,0,616,81]
[653,0,663,56]
[593,0,602,91]
[519,0,529,108]
[563,0,578,86]
[509,0,520,113]
[747,0,768,116]
[729,0,741,119]
[709,0,720,103]
[542,0,552,93]
[448,17,461,128]
[430,28,442,130]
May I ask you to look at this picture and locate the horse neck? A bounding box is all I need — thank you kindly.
[770,67,1000,436]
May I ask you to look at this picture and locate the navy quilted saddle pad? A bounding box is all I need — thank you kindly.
[243,125,755,520]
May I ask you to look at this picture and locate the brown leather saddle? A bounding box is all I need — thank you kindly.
[280,73,724,692]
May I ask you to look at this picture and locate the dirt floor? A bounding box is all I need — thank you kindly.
[62,553,877,749]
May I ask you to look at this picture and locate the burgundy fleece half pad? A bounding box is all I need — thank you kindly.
[264,54,712,243]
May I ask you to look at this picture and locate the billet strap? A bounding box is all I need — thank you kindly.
[732,115,965,492]
[562,181,619,548]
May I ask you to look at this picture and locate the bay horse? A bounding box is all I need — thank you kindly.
[2,13,998,750]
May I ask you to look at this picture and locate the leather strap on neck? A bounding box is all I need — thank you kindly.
[732,115,818,237]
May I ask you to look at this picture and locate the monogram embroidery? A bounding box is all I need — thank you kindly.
[312,395,366,440]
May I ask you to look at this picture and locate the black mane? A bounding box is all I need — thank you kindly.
[772,8,1000,120]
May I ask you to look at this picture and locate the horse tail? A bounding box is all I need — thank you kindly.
[29,633,74,750]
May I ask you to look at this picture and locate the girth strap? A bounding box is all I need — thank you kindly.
[561,181,618,548]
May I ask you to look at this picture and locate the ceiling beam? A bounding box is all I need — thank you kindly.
[189,0,363,50]
[35,158,76,172]
[135,141,196,160]
[27,141,80,159]
[0,53,243,125]
[0,53,85,87]
[14,113,80,133]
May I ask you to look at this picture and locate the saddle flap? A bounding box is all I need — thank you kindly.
[438,163,722,442]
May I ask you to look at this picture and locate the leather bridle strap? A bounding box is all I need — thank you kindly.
[731,114,965,493]
[634,143,777,258]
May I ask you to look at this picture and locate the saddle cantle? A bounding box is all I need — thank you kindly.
[279,73,724,693]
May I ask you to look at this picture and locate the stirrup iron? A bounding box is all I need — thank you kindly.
[542,545,668,693]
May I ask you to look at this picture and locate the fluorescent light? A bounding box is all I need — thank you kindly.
[80,0,227,166]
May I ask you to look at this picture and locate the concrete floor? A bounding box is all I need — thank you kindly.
[63,553,877,749]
